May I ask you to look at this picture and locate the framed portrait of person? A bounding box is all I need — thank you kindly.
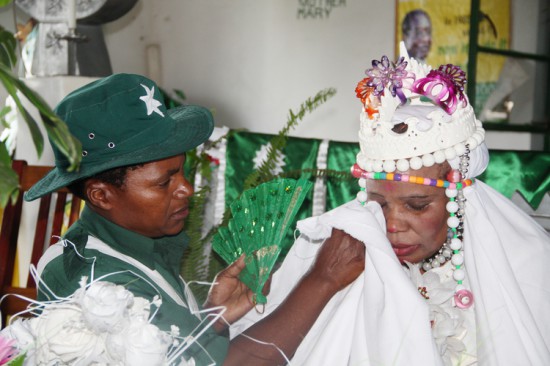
[395,0,511,114]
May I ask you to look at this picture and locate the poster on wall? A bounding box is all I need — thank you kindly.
[395,0,511,114]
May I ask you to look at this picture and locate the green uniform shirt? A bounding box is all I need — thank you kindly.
[37,206,229,365]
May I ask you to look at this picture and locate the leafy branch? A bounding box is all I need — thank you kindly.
[180,184,212,301]
[0,19,82,208]
[243,88,336,190]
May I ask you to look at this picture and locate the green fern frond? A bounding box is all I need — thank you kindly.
[180,185,212,301]
[213,87,337,240]
[243,88,336,190]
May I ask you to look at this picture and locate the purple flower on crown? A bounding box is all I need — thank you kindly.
[411,64,467,114]
[366,56,413,104]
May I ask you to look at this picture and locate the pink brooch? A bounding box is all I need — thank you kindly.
[454,289,474,309]
[411,64,467,114]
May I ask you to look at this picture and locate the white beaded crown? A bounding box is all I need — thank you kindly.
[355,44,485,173]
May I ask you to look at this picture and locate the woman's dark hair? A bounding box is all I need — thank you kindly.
[68,164,143,200]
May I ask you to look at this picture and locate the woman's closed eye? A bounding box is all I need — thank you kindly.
[405,201,430,211]
[158,168,181,188]
[158,176,174,187]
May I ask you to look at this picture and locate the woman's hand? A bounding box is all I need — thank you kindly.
[203,255,257,333]
[224,228,365,365]
[307,228,365,293]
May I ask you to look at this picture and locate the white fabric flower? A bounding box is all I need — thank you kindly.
[108,320,172,365]
[1,279,209,365]
[77,281,134,334]
[128,295,152,322]
[32,306,107,364]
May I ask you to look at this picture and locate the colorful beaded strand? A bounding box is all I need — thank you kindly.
[351,164,474,193]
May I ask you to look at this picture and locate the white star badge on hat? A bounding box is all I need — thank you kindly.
[140,84,165,117]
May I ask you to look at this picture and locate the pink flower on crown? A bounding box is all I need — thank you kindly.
[411,64,467,114]
[366,56,413,104]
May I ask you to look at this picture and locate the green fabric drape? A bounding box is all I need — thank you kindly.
[225,131,320,249]
[225,132,549,223]
[325,141,359,210]
[478,150,550,209]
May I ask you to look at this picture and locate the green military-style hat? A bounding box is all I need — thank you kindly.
[25,73,214,201]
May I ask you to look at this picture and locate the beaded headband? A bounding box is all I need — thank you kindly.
[351,164,474,189]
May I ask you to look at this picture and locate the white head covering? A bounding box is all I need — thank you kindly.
[231,195,550,365]
[231,48,550,365]
[449,141,489,179]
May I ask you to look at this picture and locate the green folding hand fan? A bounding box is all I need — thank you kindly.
[211,177,313,304]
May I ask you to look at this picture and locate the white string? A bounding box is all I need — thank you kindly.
[31,237,98,302]
[6,238,293,364]
[166,305,225,364]
[237,332,293,365]
[177,279,292,364]
[181,279,207,319]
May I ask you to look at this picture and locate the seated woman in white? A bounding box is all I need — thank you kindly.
[230,48,550,365]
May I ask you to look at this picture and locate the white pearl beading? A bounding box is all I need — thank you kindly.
[356,104,485,173]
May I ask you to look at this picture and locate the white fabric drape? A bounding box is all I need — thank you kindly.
[230,180,550,365]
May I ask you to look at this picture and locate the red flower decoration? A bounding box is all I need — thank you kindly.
[355,78,378,119]
[207,154,220,166]
[355,78,372,104]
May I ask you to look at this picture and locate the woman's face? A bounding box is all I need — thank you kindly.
[366,164,449,264]
[105,154,194,238]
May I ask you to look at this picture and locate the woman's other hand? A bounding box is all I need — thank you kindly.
[204,255,254,333]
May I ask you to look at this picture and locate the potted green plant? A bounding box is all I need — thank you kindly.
[0,0,81,208]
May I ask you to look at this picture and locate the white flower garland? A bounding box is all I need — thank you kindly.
[405,261,477,365]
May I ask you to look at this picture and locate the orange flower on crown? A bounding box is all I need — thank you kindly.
[355,78,378,119]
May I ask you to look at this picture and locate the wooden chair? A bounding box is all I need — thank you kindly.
[0,160,83,328]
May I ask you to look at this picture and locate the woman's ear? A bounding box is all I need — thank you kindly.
[85,179,115,211]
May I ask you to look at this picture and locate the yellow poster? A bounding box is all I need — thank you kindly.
[396,0,510,112]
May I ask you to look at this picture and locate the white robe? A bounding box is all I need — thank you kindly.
[230,181,550,365]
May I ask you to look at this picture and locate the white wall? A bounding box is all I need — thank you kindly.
[1,0,545,147]
[102,0,394,143]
